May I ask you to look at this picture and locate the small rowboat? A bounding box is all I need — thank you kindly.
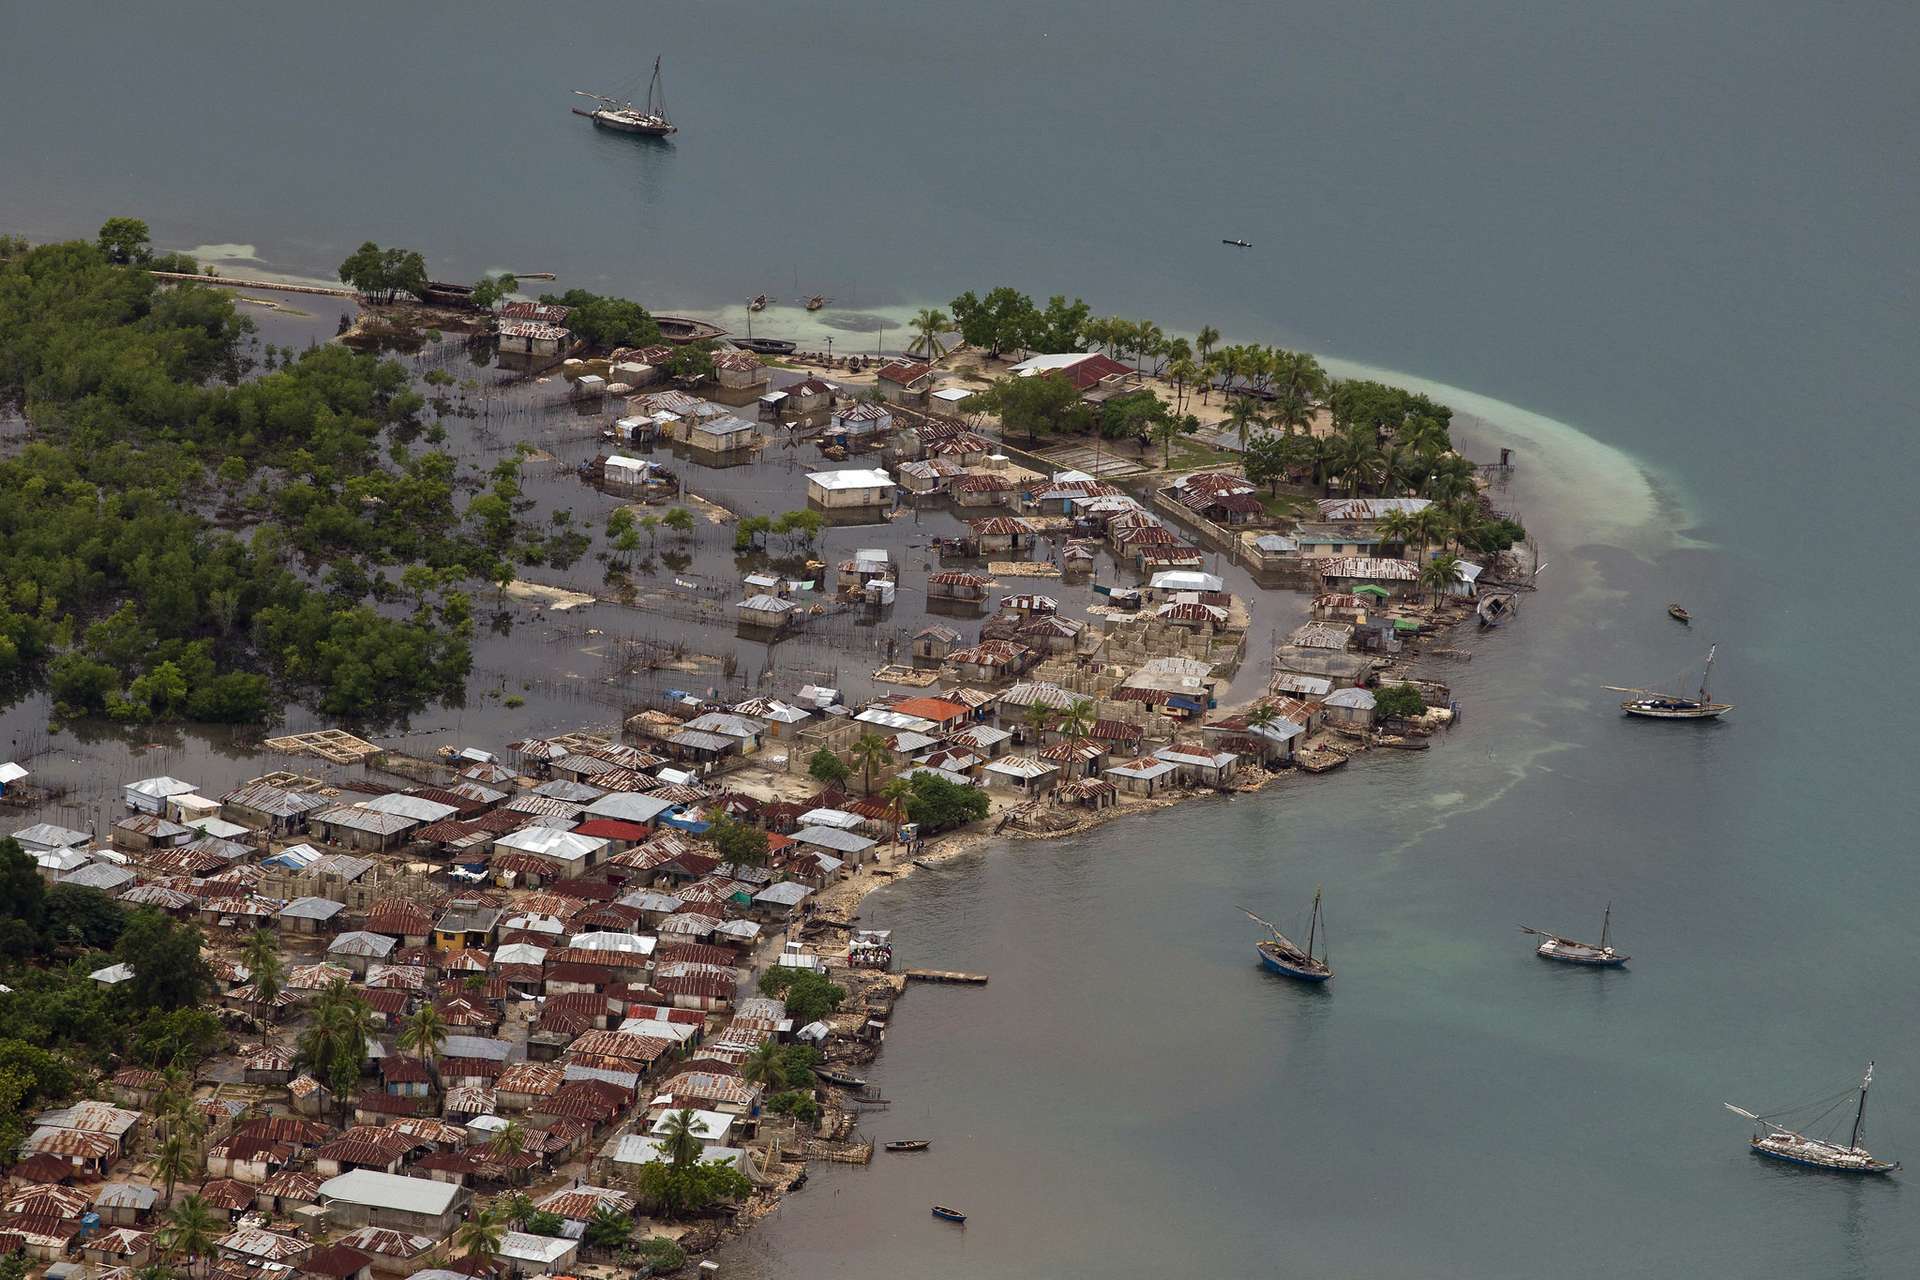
[748,294,769,312]
[885,1139,931,1152]
[1667,603,1691,623]
[816,1068,868,1089]
[931,1205,967,1223]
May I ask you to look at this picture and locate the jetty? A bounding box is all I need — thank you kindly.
[904,969,989,985]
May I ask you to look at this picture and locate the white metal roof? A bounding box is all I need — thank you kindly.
[494,827,608,862]
[317,1170,464,1216]
[581,792,675,824]
[358,794,460,823]
[807,468,896,491]
[1324,687,1378,709]
[125,776,197,800]
[790,826,877,854]
[1149,570,1223,592]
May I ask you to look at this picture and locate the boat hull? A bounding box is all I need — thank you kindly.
[931,1206,967,1222]
[591,113,676,136]
[1257,945,1331,982]
[1536,946,1628,968]
[1751,1139,1899,1175]
[1622,700,1730,719]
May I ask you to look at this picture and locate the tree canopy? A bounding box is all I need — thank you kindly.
[1375,682,1426,719]
[337,241,430,304]
[961,373,1087,444]
[904,771,990,833]
[537,289,662,349]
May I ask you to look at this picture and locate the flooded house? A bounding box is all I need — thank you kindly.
[912,624,962,663]
[927,570,991,608]
[1317,557,1422,597]
[497,318,570,358]
[1103,754,1181,797]
[947,639,1035,684]
[897,458,968,497]
[709,350,769,398]
[687,415,759,461]
[735,593,798,633]
[806,467,896,512]
[1294,523,1385,559]
[782,377,835,418]
[953,472,1021,508]
[966,515,1039,555]
[1322,686,1378,731]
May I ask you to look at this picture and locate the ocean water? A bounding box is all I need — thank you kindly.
[3,2,1918,1276]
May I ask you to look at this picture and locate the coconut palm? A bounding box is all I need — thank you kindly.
[1376,509,1417,556]
[451,1201,508,1266]
[1274,349,1329,408]
[1195,325,1220,362]
[487,1117,526,1159]
[1224,397,1265,453]
[848,732,892,796]
[1410,506,1450,562]
[1247,705,1280,732]
[878,776,914,848]
[583,1203,634,1254]
[907,308,952,361]
[499,1192,537,1228]
[1328,428,1385,497]
[1056,698,1095,740]
[240,929,284,1034]
[1021,702,1055,747]
[396,1004,448,1081]
[741,1040,787,1092]
[1199,351,1227,404]
[159,1195,220,1276]
[658,1108,704,1169]
[154,1131,199,1207]
[1150,412,1185,467]
[1133,320,1166,374]
[1421,552,1464,608]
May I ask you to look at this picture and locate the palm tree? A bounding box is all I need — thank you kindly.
[583,1203,634,1255]
[159,1195,220,1277]
[1247,705,1280,732]
[451,1201,508,1267]
[848,732,891,796]
[396,1004,448,1084]
[154,1131,199,1207]
[487,1117,526,1160]
[906,308,952,361]
[1224,397,1264,453]
[1199,351,1227,404]
[1056,698,1095,740]
[1410,506,1450,562]
[741,1040,787,1092]
[1021,702,1055,748]
[658,1108,704,1169]
[499,1192,537,1228]
[1329,428,1385,497]
[1134,320,1166,374]
[1150,412,1185,467]
[299,978,376,1125]
[1376,509,1417,557]
[240,929,283,1035]
[1195,325,1220,363]
[878,776,914,849]
[1421,553,1464,608]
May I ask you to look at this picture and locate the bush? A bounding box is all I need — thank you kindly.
[1374,682,1426,720]
[635,1236,685,1273]
[905,772,990,833]
[807,747,850,787]
[766,1089,821,1124]
[758,967,845,1025]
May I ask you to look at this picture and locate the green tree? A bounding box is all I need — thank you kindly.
[1195,325,1221,362]
[468,273,518,311]
[808,747,850,787]
[396,1004,448,1076]
[1099,388,1173,443]
[765,1089,821,1124]
[239,929,284,1031]
[0,839,47,958]
[903,771,990,834]
[1030,295,1091,352]
[451,1201,508,1266]
[523,1210,565,1237]
[961,373,1085,445]
[537,289,661,348]
[906,308,952,361]
[154,1131,199,1207]
[488,1116,527,1158]
[98,217,153,265]
[708,814,770,869]
[1022,702,1055,746]
[1056,698,1095,739]
[42,884,129,951]
[667,342,715,380]
[757,967,846,1024]
[116,911,213,1013]
[848,731,892,795]
[1375,682,1427,720]
[583,1204,633,1253]
[662,506,695,538]
[947,287,1038,358]
[1421,552,1464,607]
[159,1195,221,1275]
[1224,396,1265,453]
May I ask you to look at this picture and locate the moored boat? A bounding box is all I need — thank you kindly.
[1521,902,1628,967]
[804,294,829,311]
[816,1068,868,1089]
[653,314,729,345]
[734,336,797,355]
[1222,237,1253,247]
[931,1204,967,1223]
[1242,892,1332,983]
[1726,1063,1900,1175]
[748,294,769,312]
[1608,644,1732,719]
[1667,602,1691,623]
[885,1139,932,1152]
[1477,593,1516,627]
[571,56,677,137]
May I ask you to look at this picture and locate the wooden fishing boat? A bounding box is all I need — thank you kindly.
[1477,593,1516,627]
[653,315,729,345]
[1521,902,1628,967]
[1607,644,1732,719]
[816,1068,869,1089]
[748,294,769,312]
[1667,602,1691,623]
[1222,238,1253,247]
[931,1205,967,1223]
[1242,893,1331,983]
[804,294,829,311]
[1726,1063,1900,1175]
[885,1139,932,1152]
[734,336,797,355]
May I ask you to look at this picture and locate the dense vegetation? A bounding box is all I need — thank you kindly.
[536,288,662,349]
[0,838,222,1155]
[0,225,566,723]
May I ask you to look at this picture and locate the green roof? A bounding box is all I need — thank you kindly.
[1352,585,1391,599]
[1393,618,1421,632]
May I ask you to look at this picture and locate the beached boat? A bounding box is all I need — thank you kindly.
[1607,644,1732,719]
[1725,1063,1900,1175]
[1667,602,1691,623]
[734,336,797,355]
[816,1068,869,1089]
[931,1205,967,1223]
[570,56,677,136]
[885,1139,932,1152]
[1242,893,1332,983]
[1477,593,1516,627]
[653,315,729,345]
[1521,902,1628,967]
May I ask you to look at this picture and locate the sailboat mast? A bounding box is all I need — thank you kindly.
[1850,1061,1874,1151]
[1601,901,1611,950]
[1700,644,1716,702]
[1306,886,1321,961]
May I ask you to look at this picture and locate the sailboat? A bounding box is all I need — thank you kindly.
[1606,644,1732,719]
[1520,902,1628,967]
[1725,1063,1900,1174]
[1242,892,1332,983]
[572,56,677,136]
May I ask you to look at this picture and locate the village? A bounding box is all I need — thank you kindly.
[0,291,1527,1278]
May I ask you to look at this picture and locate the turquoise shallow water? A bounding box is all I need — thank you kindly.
[3,2,1917,1274]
